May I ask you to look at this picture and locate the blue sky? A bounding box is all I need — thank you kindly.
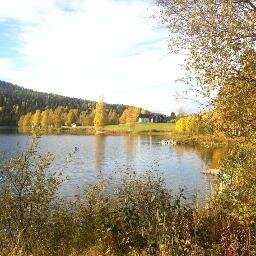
[0,0,199,114]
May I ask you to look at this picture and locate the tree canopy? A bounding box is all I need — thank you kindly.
[213,51,256,135]
[157,0,256,93]
[157,0,256,135]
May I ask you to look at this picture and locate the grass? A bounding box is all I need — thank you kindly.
[60,126,95,135]
[104,122,175,134]
[18,123,175,136]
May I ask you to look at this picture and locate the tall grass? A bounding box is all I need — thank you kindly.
[0,139,255,255]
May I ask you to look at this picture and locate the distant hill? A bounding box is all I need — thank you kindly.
[0,80,128,125]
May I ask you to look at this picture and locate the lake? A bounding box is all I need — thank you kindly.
[0,132,221,200]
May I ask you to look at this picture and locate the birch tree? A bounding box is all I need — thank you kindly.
[94,97,106,129]
[157,0,256,134]
[157,0,256,93]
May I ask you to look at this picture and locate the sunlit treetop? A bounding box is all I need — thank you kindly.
[157,0,256,94]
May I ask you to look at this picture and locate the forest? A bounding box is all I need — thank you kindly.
[0,80,128,126]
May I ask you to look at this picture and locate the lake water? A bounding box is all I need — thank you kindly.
[0,132,220,200]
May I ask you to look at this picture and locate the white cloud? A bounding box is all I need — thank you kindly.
[0,58,13,69]
[0,0,195,114]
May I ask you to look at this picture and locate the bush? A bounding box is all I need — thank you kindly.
[175,115,213,135]
[0,140,255,255]
[0,139,63,255]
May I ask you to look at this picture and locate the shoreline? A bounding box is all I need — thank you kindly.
[0,126,17,130]
[9,125,241,149]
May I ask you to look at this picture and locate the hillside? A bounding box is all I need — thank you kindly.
[0,80,128,125]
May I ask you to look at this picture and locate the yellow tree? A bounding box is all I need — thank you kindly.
[66,109,77,126]
[175,118,186,133]
[119,109,128,124]
[41,110,50,128]
[48,109,55,127]
[94,98,106,130]
[53,107,64,128]
[158,1,256,136]
[126,107,141,131]
[175,116,197,133]
[213,51,256,135]
[22,112,32,127]
[157,0,256,94]
[18,115,24,127]
[32,110,41,128]
[119,107,140,128]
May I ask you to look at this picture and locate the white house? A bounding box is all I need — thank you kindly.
[138,114,167,123]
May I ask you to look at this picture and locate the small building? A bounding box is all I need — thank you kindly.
[150,114,167,123]
[138,114,151,123]
[138,114,167,123]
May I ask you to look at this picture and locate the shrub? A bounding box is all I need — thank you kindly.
[175,115,213,135]
[0,139,63,255]
[0,139,255,255]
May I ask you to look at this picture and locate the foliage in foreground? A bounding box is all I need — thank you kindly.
[0,141,255,255]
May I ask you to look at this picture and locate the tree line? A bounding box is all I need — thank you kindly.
[0,80,128,126]
[18,100,147,129]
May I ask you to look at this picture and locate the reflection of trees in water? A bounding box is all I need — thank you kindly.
[196,148,225,169]
[124,135,135,163]
[94,135,106,175]
[175,145,197,165]
[18,127,30,134]
[145,136,152,146]
[195,147,213,167]
[209,148,224,169]
[136,136,152,149]
[174,145,224,196]
[174,145,224,169]
[175,145,194,157]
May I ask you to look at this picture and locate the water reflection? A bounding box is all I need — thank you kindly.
[0,127,18,134]
[210,148,223,169]
[0,134,224,199]
[123,135,135,163]
[94,135,106,174]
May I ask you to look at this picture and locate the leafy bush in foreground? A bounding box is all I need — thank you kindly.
[0,140,255,255]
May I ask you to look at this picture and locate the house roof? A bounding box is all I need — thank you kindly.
[138,114,151,118]
[138,113,166,118]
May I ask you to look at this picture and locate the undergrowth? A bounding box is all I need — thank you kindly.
[0,139,255,255]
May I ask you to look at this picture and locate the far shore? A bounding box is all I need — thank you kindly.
[11,122,240,148]
[17,123,176,136]
[0,126,17,129]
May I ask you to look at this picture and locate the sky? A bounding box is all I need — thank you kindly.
[0,0,198,114]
